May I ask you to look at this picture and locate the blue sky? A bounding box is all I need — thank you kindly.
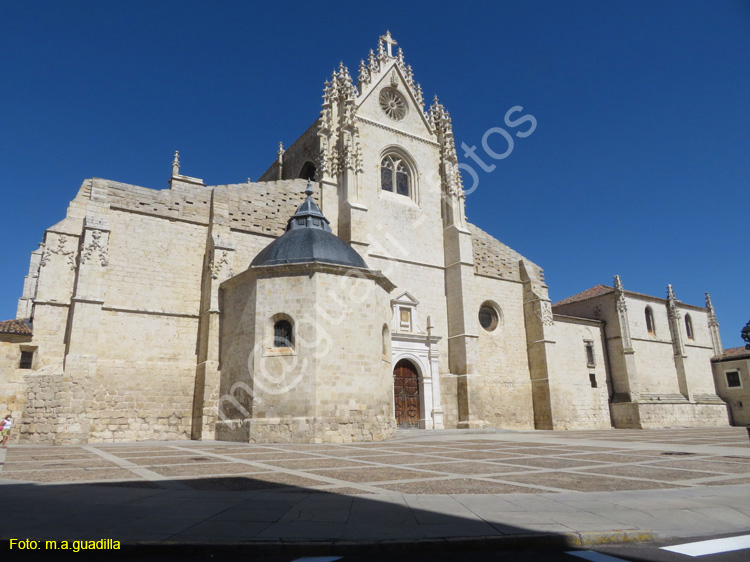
[1,1,748,348]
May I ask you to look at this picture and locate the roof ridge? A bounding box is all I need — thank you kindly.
[552,284,613,307]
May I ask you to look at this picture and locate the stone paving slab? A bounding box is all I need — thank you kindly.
[1,427,750,547]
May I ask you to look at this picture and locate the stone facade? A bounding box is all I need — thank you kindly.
[553,280,728,428]
[712,347,750,426]
[218,263,395,443]
[0,33,730,444]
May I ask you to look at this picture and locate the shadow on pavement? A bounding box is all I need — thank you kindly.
[0,474,654,559]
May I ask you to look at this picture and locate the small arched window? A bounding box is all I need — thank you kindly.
[273,319,293,348]
[382,324,390,358]
[645,307,655,336]
[381,155,410,197]
[298,162,316,180]
[685,314,694,340]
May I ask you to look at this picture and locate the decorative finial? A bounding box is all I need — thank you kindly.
[706,292,719,328]
[380,30,397,57]
[667,284,680,320]
[305,179,314,197]
[705,292,714,311]
[613,275,627,313]
[172,150,180,176]
[277,142,284,180]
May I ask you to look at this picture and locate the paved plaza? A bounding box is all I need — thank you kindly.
[1,428,749,549]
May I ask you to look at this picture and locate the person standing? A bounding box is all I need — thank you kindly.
[1,415,13,448]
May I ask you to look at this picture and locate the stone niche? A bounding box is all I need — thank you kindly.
[217,262,396,443]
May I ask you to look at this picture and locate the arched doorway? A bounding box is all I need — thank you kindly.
[393,359,420,428]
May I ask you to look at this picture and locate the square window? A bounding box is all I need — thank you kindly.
[19,351,34,369]
[726,371,741,388]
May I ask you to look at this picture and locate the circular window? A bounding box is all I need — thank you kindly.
[379,89,407,121]
[478,305,499,332]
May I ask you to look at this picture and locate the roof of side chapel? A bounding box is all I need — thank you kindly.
[552,285,614,307]
[0,319,32,336]
[713,347,750,361]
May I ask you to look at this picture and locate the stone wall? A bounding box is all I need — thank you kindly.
[611,401,729,429]
[713,355,750,425]
[547,316,611,429]
[470,274,535,429]
[0,338,31,426]
[218,264,395,443]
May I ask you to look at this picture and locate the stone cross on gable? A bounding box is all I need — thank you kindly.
[380,30,397,57]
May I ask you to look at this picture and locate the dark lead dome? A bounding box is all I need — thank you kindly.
[250,181,368,269]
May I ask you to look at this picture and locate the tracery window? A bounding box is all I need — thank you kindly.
[379,88,407,121]
[381,155,410,197]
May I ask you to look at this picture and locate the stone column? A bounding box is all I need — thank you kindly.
[420,365,434,430]
[427,318,444,429]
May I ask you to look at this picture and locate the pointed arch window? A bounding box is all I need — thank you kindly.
[685,314,694,340]
[645,306,656,336]
[298,162,316,180]
[381,155,410,197]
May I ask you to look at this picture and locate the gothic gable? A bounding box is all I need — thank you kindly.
[355,55,434,140]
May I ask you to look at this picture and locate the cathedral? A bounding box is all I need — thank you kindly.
[0,33,730,444]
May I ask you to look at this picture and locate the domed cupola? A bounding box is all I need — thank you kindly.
[250,181,368,268]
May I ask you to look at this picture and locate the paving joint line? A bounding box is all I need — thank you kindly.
[82,445,192,490]
[169,445,398,495]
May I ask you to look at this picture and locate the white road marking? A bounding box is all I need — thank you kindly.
[661,534,750,557]
[291,558,342,562]
[566,550,629,562]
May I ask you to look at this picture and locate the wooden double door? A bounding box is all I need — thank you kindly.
[393,359,421,428]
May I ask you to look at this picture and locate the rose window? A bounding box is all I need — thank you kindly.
[379,89,407,121]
